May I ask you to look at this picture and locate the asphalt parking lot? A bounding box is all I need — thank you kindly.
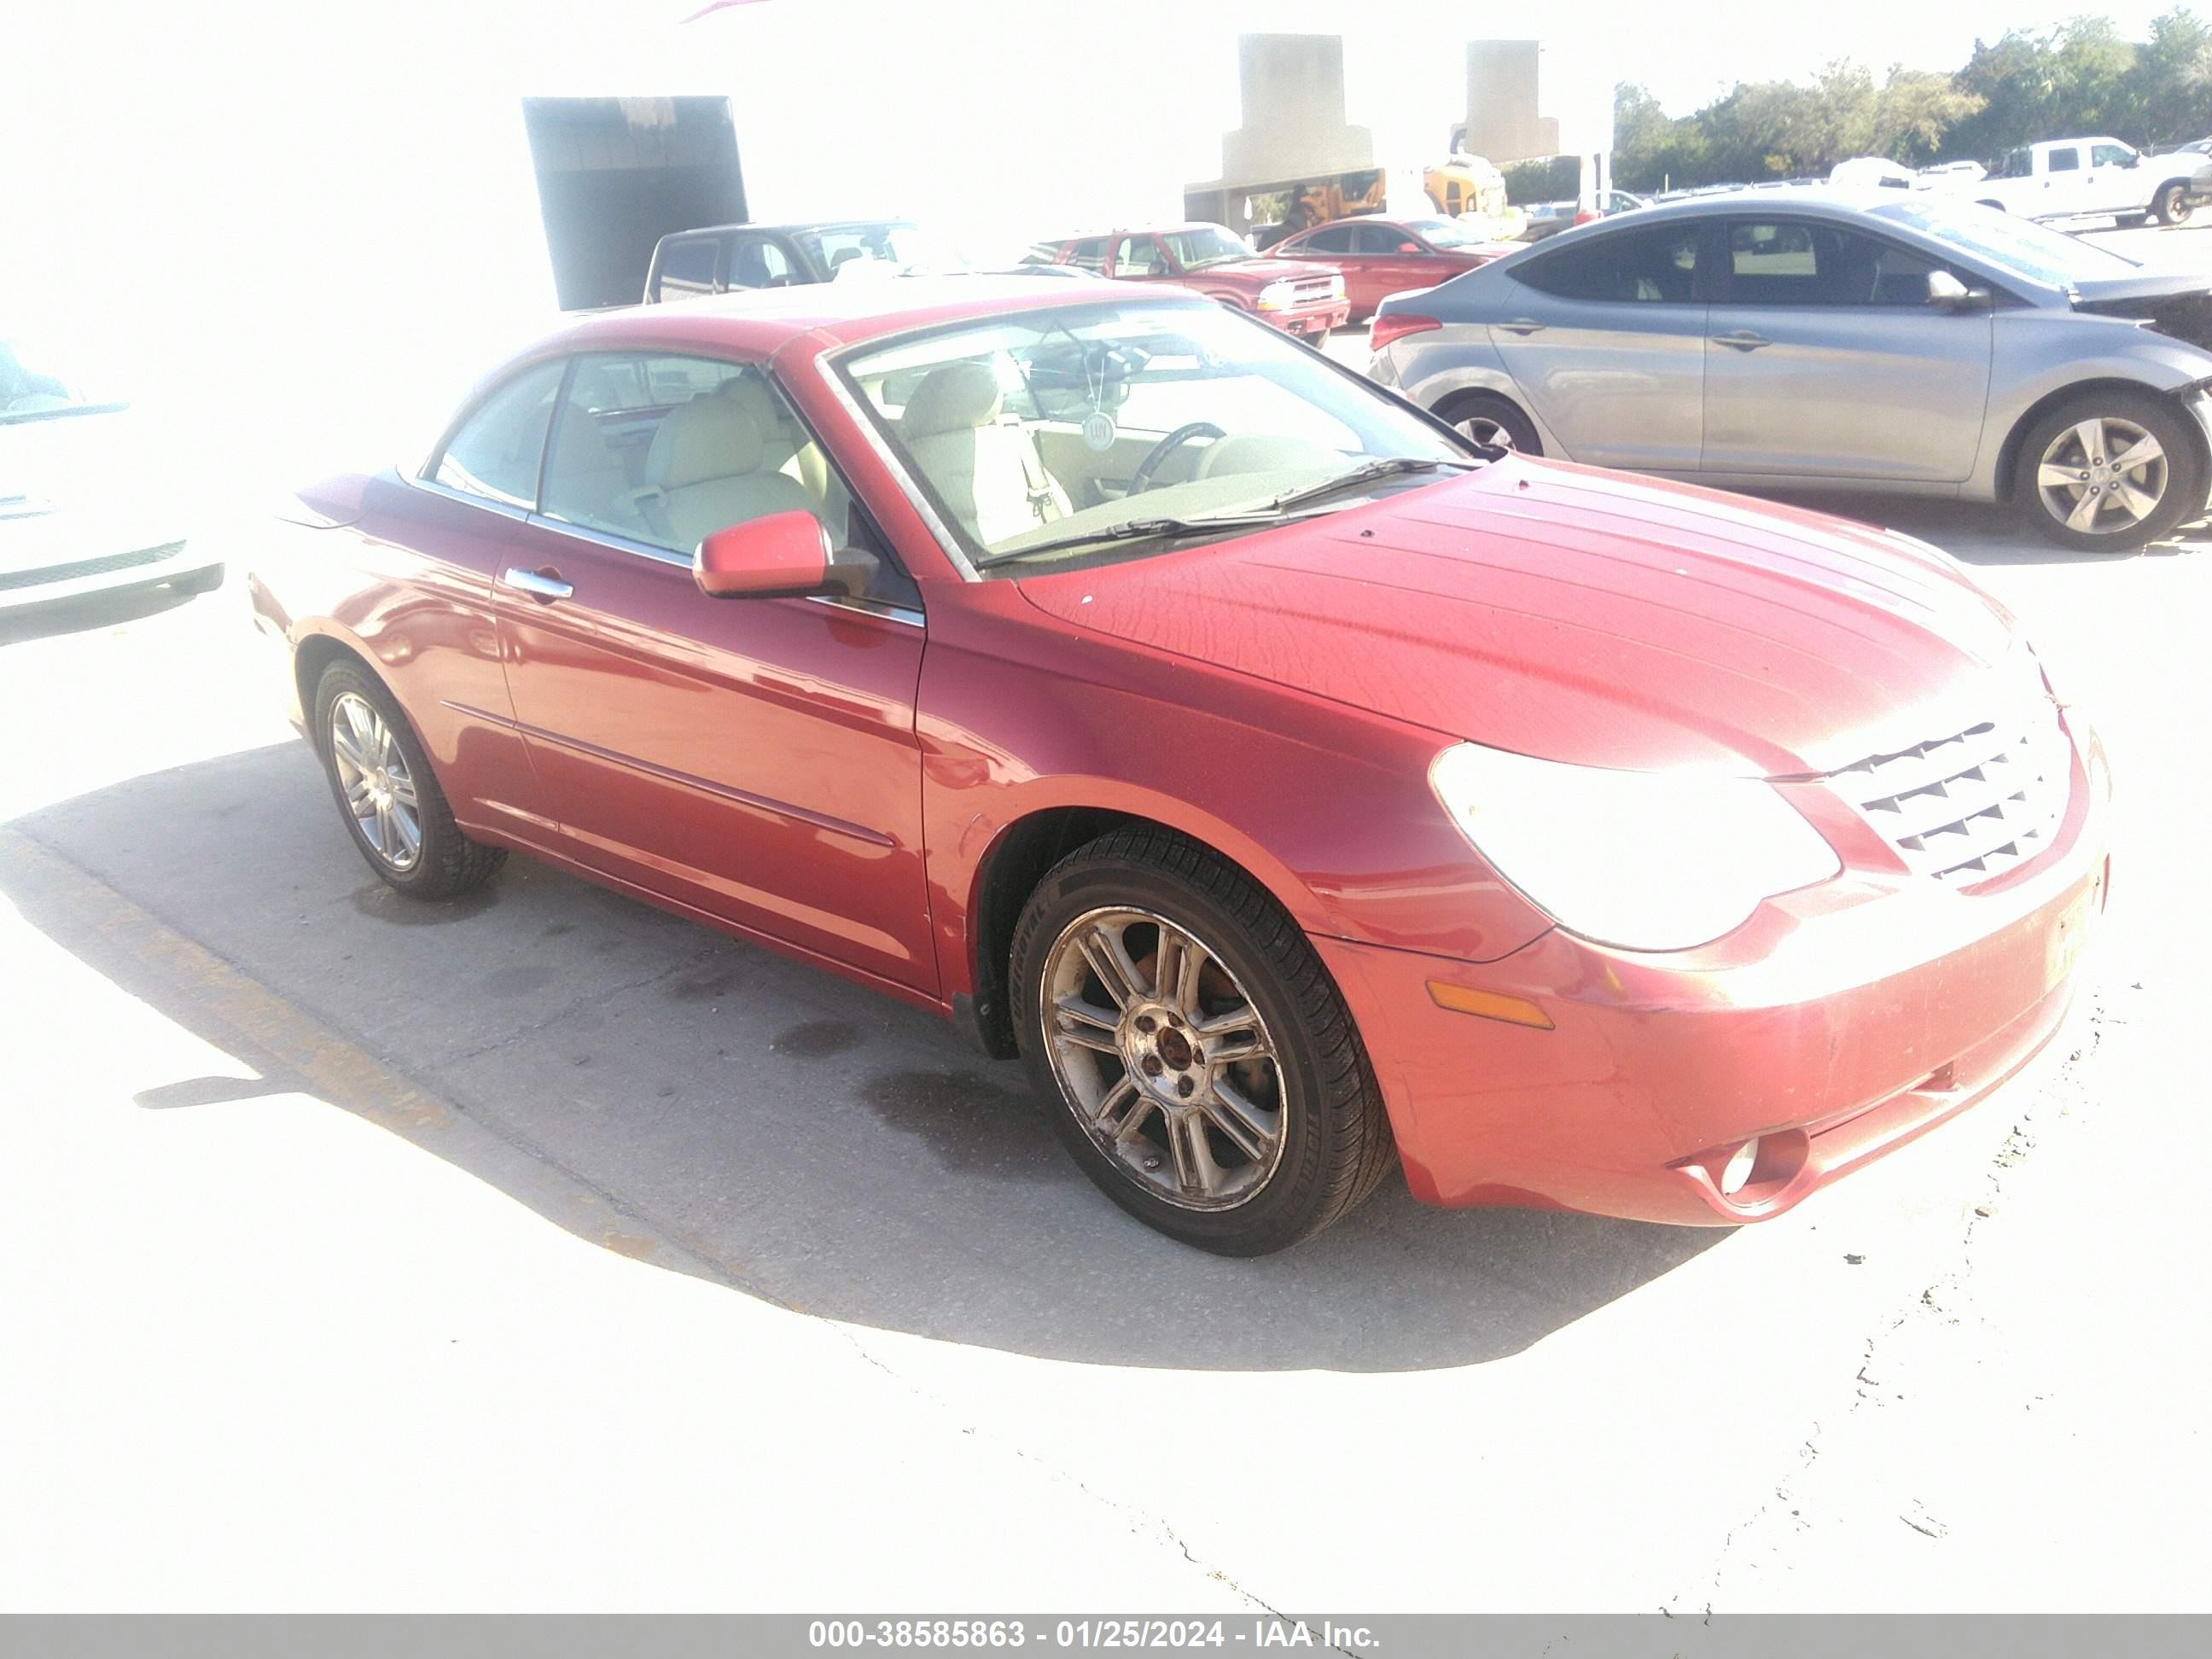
[4,226,2209,1611]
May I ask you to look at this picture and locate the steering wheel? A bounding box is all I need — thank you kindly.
[1129,422,1225,494]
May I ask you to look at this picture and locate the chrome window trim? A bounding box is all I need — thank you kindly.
[522,513,693,568]
[407,475,533,522]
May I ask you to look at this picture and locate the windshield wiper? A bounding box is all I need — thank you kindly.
[972,510,1333,569]
[1264,456,1483,514]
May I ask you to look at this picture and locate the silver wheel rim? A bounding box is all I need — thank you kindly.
[329,692,422,872]
[1455,415,1516,451]
[2036,416,2168,537]
[1039,906,1286,1211]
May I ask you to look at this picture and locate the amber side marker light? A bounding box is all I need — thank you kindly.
[1425,981,1554,1030]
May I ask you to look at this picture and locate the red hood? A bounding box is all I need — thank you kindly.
[1198,257,1336,288]
[1015,459,2034,778]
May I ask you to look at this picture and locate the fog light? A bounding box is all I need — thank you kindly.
[1720,1139,1760,1196]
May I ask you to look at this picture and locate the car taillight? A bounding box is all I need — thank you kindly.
[1370,313,1442,354]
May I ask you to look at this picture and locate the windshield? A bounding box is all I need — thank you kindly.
[799,223,961,276]
[1400,217,1480,249]
[1160,226,1253,270]
[1,338,119,424]
[838,300,1471,576]
[1870,197,2141,288]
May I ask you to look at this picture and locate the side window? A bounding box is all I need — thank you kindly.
[538,354,920,608]
[429,359,567,509]
[1301,224,1357,254]
[2046,148,2081,173]
[1516,224,1701,303]
[1113,237,1168,277]
[1996,148,2031,180]
[653,238,718,301]
[1352,223,1412,253]
[1063,237,1111,272]
[726,236,795,290]
[1725,220,1929,306]
[2091,143,2133,168]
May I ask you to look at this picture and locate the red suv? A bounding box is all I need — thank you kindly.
[1030,224,1348,341]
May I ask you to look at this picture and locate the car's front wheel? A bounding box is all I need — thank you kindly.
[312,660,504,899]
[1437,390,1540,455]
[2017,390,2205,551]
[1010,828,1394,1254]
[2153,182,2195,227]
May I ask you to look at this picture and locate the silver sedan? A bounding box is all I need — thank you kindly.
[1369,190,2212,549]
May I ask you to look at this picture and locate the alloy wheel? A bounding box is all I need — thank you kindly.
[1039,906,1286,1210]
[329,691,422,871]
[2035,416,2168,538]
[1455,415,1516,451]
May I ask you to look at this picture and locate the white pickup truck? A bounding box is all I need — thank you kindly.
[1963,137,2212,226]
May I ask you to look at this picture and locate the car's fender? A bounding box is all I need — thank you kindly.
[1388,335,1570,459]
[1970,309,2212,499]
[911,585,1555,1013]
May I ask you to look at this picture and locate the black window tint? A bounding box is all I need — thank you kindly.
[1064,238,1110,271]
[1517,224,1701,302]
[654,239,718,300]
[1351,224,1407,253]
[430,359,567,508]
[2047,148,2081,172]
[1726,220,1938,306]
[1301,224,1356,253]
[727,236,795,289]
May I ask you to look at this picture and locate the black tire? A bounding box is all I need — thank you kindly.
[1436,390,1541,456]
[1010,827,1394,1255]
[311,660,504,899]
[1309,328,1332,350]
[2015,388,2206,551]
[169,562,224,595]
[2153,182,2194,227]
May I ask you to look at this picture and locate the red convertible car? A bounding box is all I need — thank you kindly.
[249,278,2109,1254]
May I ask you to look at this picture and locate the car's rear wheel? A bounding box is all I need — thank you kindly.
[2017,391,2204,551]
[1010,828,1394,1255]
[1437,391,1540,456]
[2153,182,2194,227]
[312,661,504,898]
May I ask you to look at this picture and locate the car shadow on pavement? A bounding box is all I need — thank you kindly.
[5,739,1724,1375]
[0,580,217,647]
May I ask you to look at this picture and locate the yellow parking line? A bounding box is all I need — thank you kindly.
[0,824,457,1136]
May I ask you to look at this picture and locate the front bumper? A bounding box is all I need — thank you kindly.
[1260,300,1350,338]
[0,538,218,613]
[1318,719,2112,1225]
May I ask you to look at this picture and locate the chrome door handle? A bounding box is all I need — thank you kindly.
[501,566,573,602]
[1498,317,1547,335]
[1713,330,1771,352]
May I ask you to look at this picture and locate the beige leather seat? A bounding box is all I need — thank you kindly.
[717,374,830,505]
[897,361,1070,545]
[639,397,817,553]
[539,402,642,533]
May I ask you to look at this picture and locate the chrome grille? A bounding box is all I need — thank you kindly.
[1832,704,2072,886]
[1286,277,1337,302]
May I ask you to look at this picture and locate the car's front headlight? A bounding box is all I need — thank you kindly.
[1325,272,1346,299]
[1429,742,1842,951]
[1257,279,1295,311]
